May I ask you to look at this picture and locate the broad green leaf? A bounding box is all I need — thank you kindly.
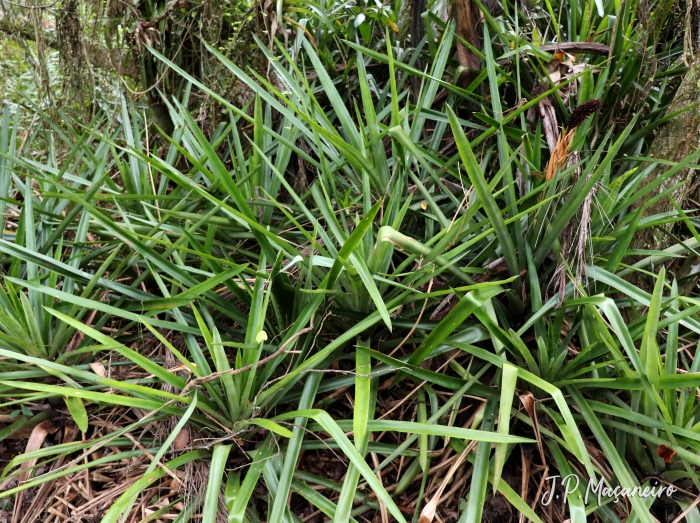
[64,396,88,433]
[493,363,518,492]
[247,418,294,439]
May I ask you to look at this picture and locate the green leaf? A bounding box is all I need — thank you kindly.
[229,436,277,523]
[64,396,88,433]
[493,363,518,492]
[247,418,294,439]
[203,444,233,522]
[354,340,372,451]
[407,286,502,367]
[568,388,655,523]
[445,105,519,277]
[273,409,406,523]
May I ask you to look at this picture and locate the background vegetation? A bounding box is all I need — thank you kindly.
[1,0,700,522]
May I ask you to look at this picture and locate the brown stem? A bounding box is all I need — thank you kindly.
[180,316,316,396]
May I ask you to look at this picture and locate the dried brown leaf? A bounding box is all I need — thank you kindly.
[539,98,559,153]
[172,424,190,451]
[89,362,107,377]
[518,392,546,467]
[12,420,58,523]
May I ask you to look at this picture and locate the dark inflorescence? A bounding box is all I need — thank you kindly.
[567,99,602,128]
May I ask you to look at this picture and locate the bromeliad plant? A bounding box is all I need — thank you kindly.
[1,0,700,522]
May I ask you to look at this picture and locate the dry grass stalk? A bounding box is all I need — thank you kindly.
[418,441,477,523]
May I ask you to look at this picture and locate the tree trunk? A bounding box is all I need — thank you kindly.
[454,0,481,87]
[411,0,426,62]
[628,54,700,294]
[411,0,426,101]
